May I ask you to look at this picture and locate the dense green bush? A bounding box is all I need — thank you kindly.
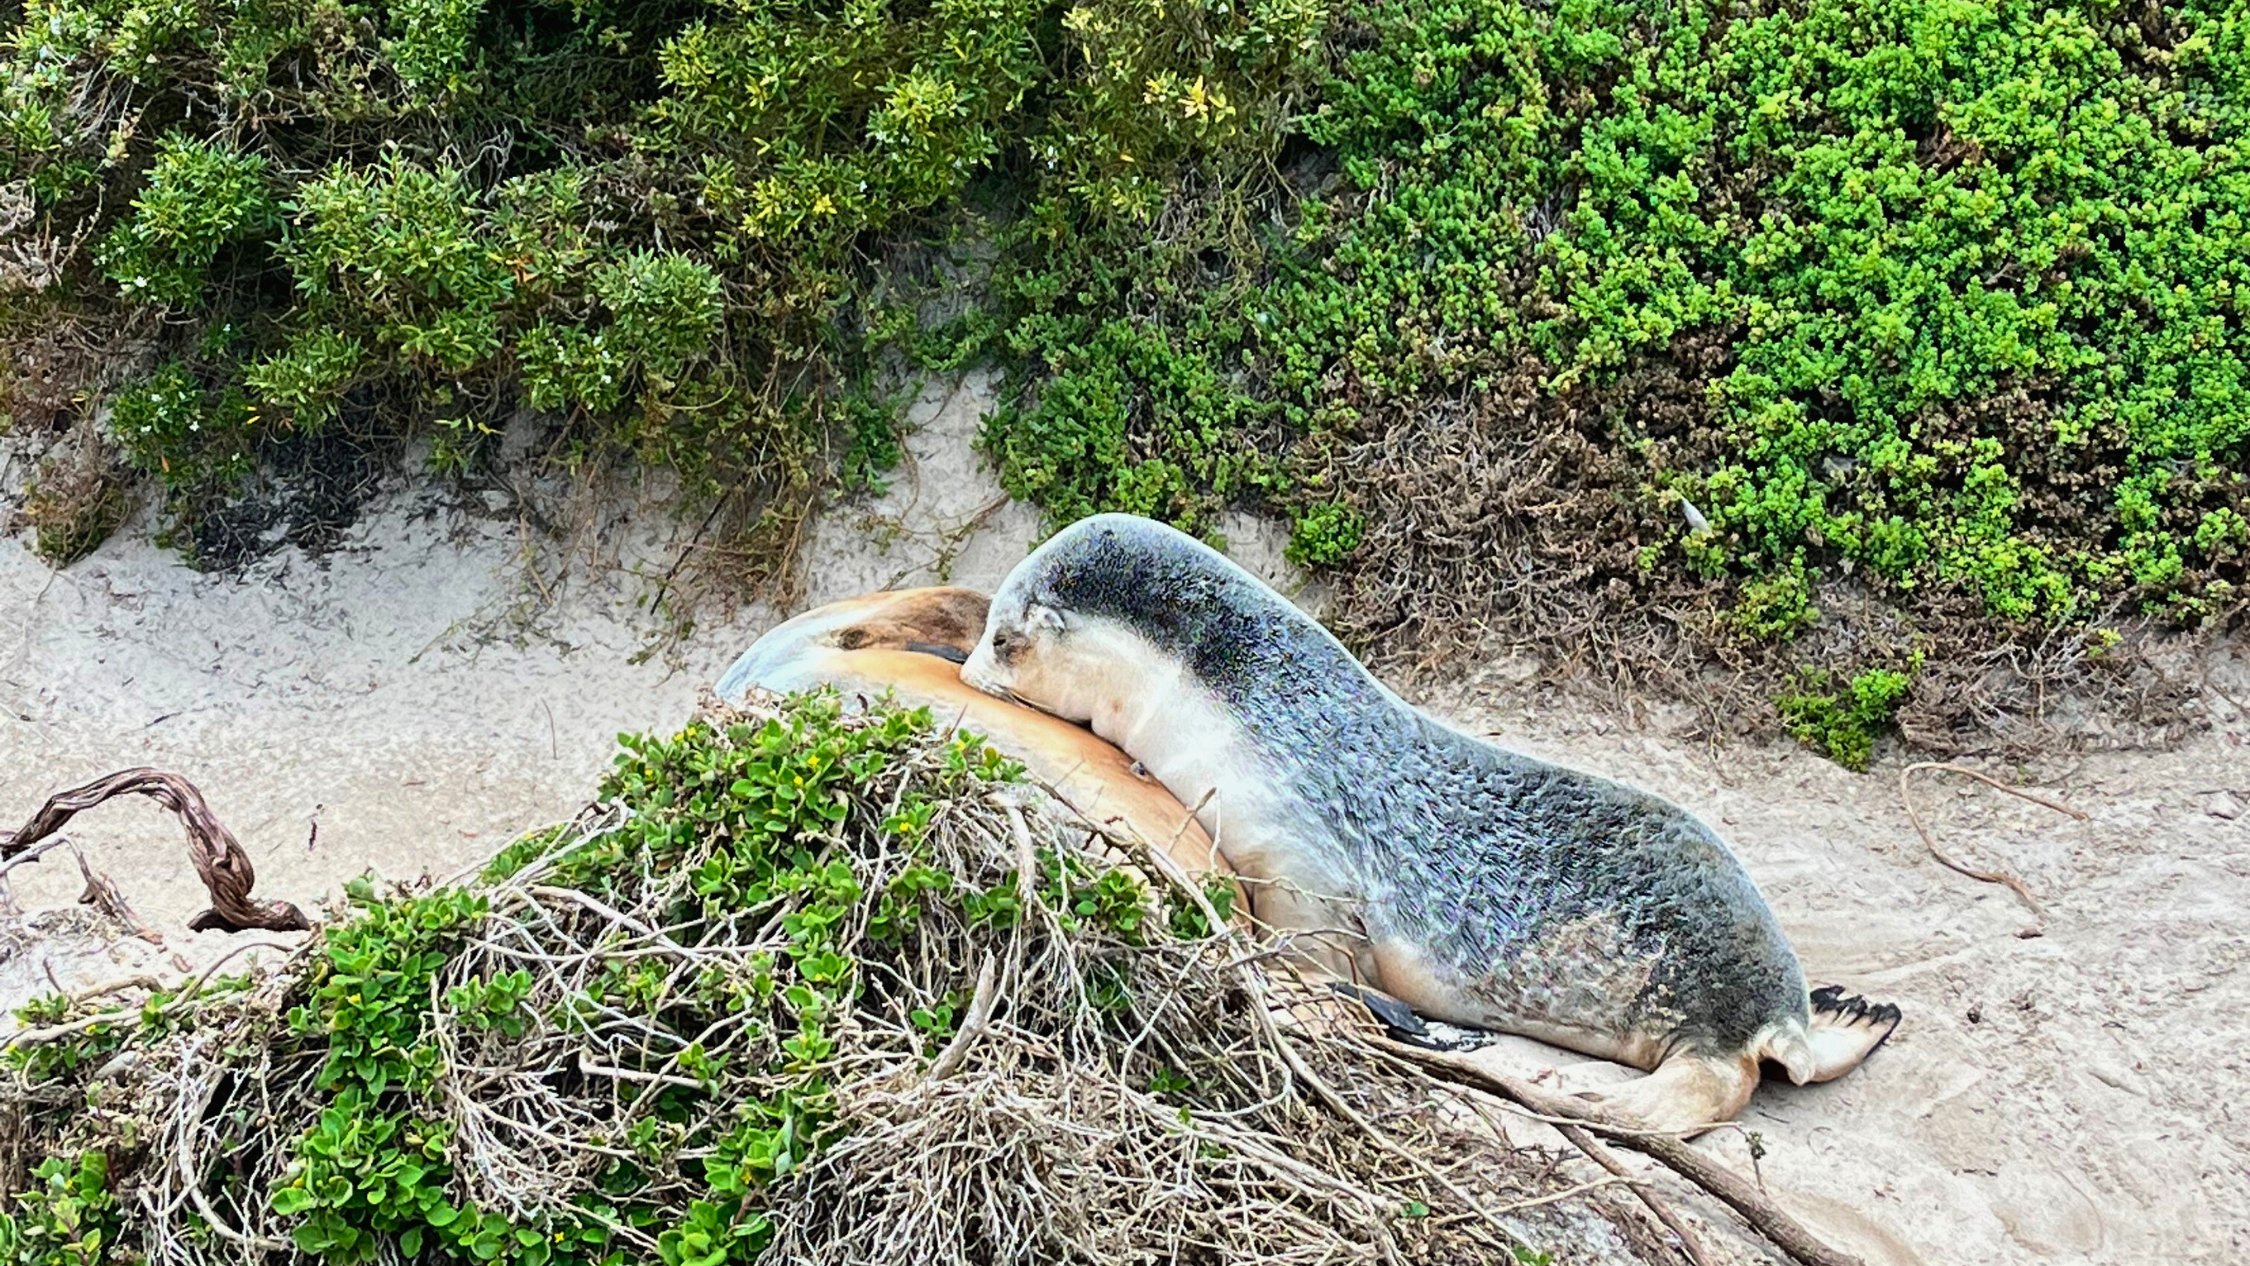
[982,0,2250,631]
[3,0,2239,754]
[1776,663,1918,770]
[0,0,1318,566]
[98,136,275,307]
[939,0,2246,760]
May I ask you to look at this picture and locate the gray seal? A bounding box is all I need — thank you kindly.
[960,513,1899,1132]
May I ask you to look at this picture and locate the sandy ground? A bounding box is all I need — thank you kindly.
[2,373,2246,1265]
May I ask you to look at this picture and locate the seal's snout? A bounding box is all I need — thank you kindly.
[959,636,1009,697]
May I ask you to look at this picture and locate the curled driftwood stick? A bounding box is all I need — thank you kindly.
[1377,1041,1867,1266]
[0,769,312,934]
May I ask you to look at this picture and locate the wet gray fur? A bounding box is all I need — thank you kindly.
[992,513,1809,1055]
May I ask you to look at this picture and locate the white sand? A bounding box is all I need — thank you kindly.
[2,374,2245,1265]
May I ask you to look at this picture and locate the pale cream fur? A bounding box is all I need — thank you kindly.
[963,610,1361,954]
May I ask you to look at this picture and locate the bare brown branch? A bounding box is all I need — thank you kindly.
[1899,761,2088,937]
[0,768,312,934]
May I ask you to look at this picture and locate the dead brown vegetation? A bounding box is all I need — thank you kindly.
[1299,334,2207,759]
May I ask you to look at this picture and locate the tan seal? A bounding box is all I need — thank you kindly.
[716,587,1234,896]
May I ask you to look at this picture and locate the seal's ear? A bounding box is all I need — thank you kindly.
[1026,603,1067,636]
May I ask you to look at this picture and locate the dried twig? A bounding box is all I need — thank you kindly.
[4,938,303,1048]
[172,1038,290,1253]
[0,769,311,933]
[70,843,163,945]
[1379,1041,1867,1266]
[1557,1121,1713,1266]
[0,834,74,881]
[923,955,997,1081]
[1899,761,2088,938]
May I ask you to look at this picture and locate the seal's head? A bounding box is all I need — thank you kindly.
[963,513,1360,731]
[960,514,1269,723]
[956,584,1149,726]
[716,586,989,701]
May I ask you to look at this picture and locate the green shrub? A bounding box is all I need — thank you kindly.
[1287,502,1364,567]
[105,360,256,492]
[0,0,1322,568]
[1733,561,1820,642]
[586,250,724,385]
[385,0,487,94]
[1,1153,123,1266]
[282,157,518,376]
[99,134,275,307]
[242,332,367,428]
[978,0,2250,652]
[1776,666,1916,771]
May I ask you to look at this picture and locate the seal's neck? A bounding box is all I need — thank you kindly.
[1085,642,1236,789]
[1104,681,1306,879]
[1027,623,1273,850]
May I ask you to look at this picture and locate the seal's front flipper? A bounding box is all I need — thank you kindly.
[1799,985,1902,1083]
[1329,980,1425,1035]
[1328,981,1502,1053]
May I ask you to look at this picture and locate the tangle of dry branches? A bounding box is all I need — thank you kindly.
[1,702,1691,1266]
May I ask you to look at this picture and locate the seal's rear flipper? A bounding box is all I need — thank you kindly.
[1799,985,1903,1083]
[1586,1051,1760,1136]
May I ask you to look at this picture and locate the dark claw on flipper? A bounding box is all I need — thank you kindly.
[1811,984,1906,1054]
[1327,981,1503,1053]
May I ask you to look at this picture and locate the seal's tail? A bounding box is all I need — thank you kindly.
[1755,1016,1821,1085]
[1760,986,1903,1085]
